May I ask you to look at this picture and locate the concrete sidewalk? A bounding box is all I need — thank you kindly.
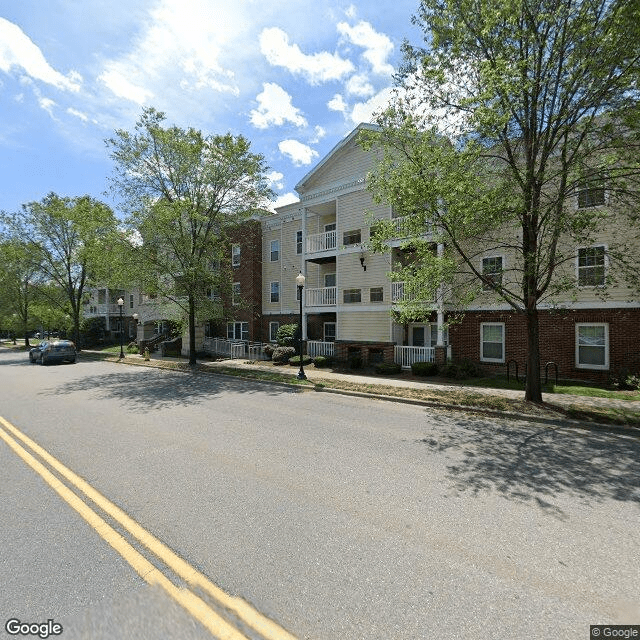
[133,351,640,415]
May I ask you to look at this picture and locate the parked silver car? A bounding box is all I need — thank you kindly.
[29,340,76,365]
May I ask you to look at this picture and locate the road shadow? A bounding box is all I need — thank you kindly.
[40,368,301,412]
[420,416,640,514]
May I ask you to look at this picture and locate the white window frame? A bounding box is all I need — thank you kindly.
[324,273,336,288]
[576,244,607,288]
[575,323,609,370]
[269,321,279,342]
[343,288,362,303]
[270,281,280,303]
[270,239,280,262]
[343,229,361,246]
[369,286,384,302]
[482,255,504,291]
[227,321,249,341]
[232,282,240,305]
[295,230,303,255]
[480,322,505,363]
[577,173,606,209]
[232,244,241,267]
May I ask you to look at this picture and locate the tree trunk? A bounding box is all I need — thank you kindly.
[525,306,543,402]
[188,294,197,366]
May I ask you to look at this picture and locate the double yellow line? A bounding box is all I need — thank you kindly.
[0,416,297,640]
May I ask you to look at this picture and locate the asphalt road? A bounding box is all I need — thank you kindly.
[0,349,638,639]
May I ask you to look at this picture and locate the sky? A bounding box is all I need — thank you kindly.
[0,0,425,216]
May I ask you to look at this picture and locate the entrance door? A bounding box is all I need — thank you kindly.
[325,223,336,249]
[411,326,426,347]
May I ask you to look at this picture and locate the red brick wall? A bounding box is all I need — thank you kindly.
[448,308,640,383]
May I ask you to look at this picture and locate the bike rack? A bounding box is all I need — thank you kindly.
[506,359,520,384]
[544,361,559,386]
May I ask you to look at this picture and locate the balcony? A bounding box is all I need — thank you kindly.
[306,286,337,306]
[306,230,337,255]
[391,282,435,304]
[83,303,131,316]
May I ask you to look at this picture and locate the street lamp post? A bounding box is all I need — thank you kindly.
[117,297,125,359]
[296,272,306,380]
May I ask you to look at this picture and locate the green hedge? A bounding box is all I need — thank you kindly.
[288,355,313,366]
[411,361,439,376]
[374,362,402,375]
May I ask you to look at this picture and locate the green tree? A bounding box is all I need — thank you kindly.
[106,107,273,365]
[3,193,119,348]
[362,0,640,402]
[0,239,40,346]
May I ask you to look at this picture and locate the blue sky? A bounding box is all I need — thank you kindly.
[0,0,423,216]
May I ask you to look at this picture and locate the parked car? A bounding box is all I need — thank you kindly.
[29,340,76,365]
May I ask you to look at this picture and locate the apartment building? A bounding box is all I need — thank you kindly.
[82,287,141,342]
[260,123,639,383]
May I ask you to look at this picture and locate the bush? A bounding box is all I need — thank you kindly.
[611,368,640,390]
[272,346,296,364]
[313,355,334,368]
[411,361,439,376]
[126,342,139,354]
[276,323,298,347]
[348,354,363,369]
[374,362,402,375]
[439,359,482,379]
[288,355,313,366]
[263,344,274,360]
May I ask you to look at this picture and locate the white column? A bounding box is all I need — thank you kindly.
[301,206,307,341]
[436,242,445,347]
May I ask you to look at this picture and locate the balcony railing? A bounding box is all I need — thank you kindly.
[394,345,435,368]
[391,282,436,303]
[307,341,335,357]
[391,216,432,239]
[306,230,337,254]
[83,303,132,315]
[306,286,337,306]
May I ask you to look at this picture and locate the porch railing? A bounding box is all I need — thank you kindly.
[307,341,335,357]
[306,230,337,254]
[306,286,337,306]
[391,281,435,303]
[203,337,246,359]
[394,345,435,368]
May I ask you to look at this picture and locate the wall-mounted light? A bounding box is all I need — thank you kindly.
[359,253,367,271]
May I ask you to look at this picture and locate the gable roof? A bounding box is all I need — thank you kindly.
[294,123,379,194]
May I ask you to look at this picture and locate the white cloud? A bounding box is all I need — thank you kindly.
[260,27,354,85]
[310,125,326,143]
[272,192,299,210]
[250,83,307,129]
[345,5,357,19]
[350,87,394,124]
[328,93,347,113]
[278,139,319,166]
[266,170,285,191]
[0,17,81,92]
[98,68,154,105]
[67,108,89,122]
[337,21,394,77]
[38,97,56,118]
[345,73,375,97]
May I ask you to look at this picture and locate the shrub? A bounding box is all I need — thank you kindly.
[276,323,298,347]
[375,362,402,375]
[348,354,363,369]
[263,344,274,360]
[313,355,333,368]
[126,342,139,354]
[411,361,438,376]
[272,346,296,364]
[611,368,640,390]
[440,359,482,379]
[288,355,313,366]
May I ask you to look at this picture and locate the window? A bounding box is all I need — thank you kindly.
[204,321,215,339]
[370,287,384,302]
[227,322,249,341]
[232,244,241,267]
[324,273,336,288]
[270,281,280,303]
[343,229,361,246]
[429,323,449,347]
[129,294,134,309]
[578,245,606,287]
[576,323,609,369]
[296,230,303,255]
[269,321,279,342]
[481,323,505,362]
[343,288,361,303]
[482,256,503,291]
[325,223,337,249]
[232,282,240,305]
[206,287,220,300]
[270,239,280,262]
[578,174,605,208]
[324,322,336,342]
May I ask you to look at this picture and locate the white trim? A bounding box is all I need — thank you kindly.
[323,322,336,342]
[270,239,280,262]
[232,282,240,306]
[575,323,609,370]
[270,281,280,303]
[231,244,241,267]
[480,322,505,363]
[269,321,279,342]
[481,254,505,291]
[576,244,608,288]
[461,300,639,311]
